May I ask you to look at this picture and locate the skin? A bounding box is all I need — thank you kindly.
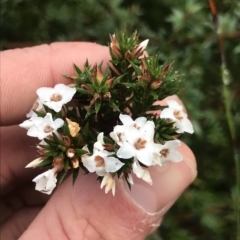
[0,43,197,240]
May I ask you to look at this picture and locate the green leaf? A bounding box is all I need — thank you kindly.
[81,122,89,138]
[62,74,74,81]
[129,60,142,75]
[62,121,70,136]
[42,151,59,157]
[73,63,82,75]
[43,138,57,146]
[75,149,88,156]
[94,100,101,114]
[52,132,62,144]
[36,157,53,167]
[161,134,173,140]
[64,158,69,172]
[149,90,158,100]
[58,170,68,185]
[108,101,120,111]
[112,75,124,87]
[72,168,80,185]
[76,87,88,95]
[85,107,95,119]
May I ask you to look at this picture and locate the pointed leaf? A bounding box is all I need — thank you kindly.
[94,100,101,114]
[75,149,88,156]
[85,107,95,119]
[64,158,69,173]
[108,101,120,111]
[129,60,142,75]
[72,168,80,185]
[73,64,82,75]
[58,170,67,185]
[36,157,53,167]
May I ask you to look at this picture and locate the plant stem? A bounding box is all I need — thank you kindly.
[222,65,240,240]
[208,0,240,238]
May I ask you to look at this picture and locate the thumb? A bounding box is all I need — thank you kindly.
[19,142,196,240]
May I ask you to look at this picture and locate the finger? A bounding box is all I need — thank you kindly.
[1,207,42,240]
[19,143,196,240]
[0,125,44,195]
[1,42,110,126]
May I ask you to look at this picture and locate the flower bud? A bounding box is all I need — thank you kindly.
[103,143,114,152]
[96,68,104,84]
[109,34,123,60]
[66,148,75,158]
[71,157,79,168]
[150,80,162,90]
[52,157,64,172]
[90,93,101,106]
[131,39,149,59]
[81,84,94,95]
[103,92,111,101]
[62,135,72,147]
[106,78,114,89]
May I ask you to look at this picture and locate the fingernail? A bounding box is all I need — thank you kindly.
[124,157,197,214]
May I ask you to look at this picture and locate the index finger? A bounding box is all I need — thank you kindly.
[1,42,110,126]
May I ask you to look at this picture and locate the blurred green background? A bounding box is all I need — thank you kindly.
[1,0,240,239]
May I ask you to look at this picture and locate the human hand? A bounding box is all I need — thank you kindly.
[1,42,197,240]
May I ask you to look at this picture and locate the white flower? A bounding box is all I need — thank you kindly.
[160,99,194,134]
[81,133,124,176]
[32,169,57,195]
[27,113,64,140]
[119,113,147,129]
[115,119,157,166]
[19,118,36,130]
[100,173,116,196]
[93,132,105,151]
[154,140,182,164]
[110,114,147,145]
[37,84,76,112]
[26,98,44,118]
[132,159,152,185]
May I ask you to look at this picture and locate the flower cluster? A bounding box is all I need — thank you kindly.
[20,31,194,196]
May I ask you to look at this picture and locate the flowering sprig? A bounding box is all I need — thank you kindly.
[20,30,194,196]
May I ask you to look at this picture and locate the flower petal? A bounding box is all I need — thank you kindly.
[160,108,175,120]
[117,142,135,159]
[105,157,124,172]
[119,113,133,125]
[81,155,96,173]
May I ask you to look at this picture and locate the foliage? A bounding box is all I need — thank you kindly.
[1,0,240,239]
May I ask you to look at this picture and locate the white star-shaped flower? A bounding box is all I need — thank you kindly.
[81,133,124,176]
[26,113,64,140]
[32,168,57,195]
[160,99,194,134]
[110,114,147,146]
[37,84,76,112]
[115,120,157,166]
[154,140,182,164]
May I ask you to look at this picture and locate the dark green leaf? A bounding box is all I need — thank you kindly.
[72,167,80,185]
